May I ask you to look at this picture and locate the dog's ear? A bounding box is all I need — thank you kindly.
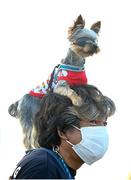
[90,21,101,33]
[69,15,85,32]
[68,15,85,39]
[73,15,85,29]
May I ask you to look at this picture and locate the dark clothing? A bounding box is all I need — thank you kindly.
[10,148,76,179]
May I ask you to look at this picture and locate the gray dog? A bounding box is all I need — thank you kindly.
[8,15,115,149]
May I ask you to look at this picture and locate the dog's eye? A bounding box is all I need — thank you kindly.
[75,37,90,46]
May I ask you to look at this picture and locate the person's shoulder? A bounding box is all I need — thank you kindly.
[23,148,57,165]
[14,148,61,179]
[15,148,49,173]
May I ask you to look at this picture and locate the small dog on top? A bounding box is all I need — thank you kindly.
[8,15,115,149]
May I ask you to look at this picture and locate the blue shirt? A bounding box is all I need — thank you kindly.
[11,148,76,179]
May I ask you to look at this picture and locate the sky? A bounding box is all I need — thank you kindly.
[0,0,131,179]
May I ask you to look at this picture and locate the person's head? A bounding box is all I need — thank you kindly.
[33,85,116,169]
[33,92,80,149]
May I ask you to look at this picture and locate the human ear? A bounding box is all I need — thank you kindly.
[57,130,68,140]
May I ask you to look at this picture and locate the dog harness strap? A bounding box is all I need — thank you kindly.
[60,64,85,72]
[48,64,60,92]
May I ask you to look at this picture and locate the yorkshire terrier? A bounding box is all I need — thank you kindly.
[53,15,100,105]
[8,15,115,149]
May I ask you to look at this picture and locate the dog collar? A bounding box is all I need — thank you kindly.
[59,64,85,72]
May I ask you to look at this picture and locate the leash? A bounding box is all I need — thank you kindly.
[47,64,60,92]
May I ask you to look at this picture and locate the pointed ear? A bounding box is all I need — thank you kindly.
[68,15,85,41]
[90,21,101,33]
[72,15,85,30]
[68,15,85,40]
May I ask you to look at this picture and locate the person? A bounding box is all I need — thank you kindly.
[10,85,116,179]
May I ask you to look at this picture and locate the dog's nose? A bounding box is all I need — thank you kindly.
[92,43,98,50]
[84,41,98,49]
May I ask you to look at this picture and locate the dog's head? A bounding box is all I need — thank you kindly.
[68,15,101,57]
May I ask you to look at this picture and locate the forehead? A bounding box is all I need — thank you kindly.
[73,28,98,40]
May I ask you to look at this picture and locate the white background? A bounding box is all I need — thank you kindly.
[0,0,131,179]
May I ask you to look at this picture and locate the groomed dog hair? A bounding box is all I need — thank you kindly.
[8,94,42,149]
[70,85,116,121]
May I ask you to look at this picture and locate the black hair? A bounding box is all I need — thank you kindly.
[33,92,80,149]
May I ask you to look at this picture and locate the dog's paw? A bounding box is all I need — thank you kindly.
[54,86,83,106]
[71,95,83,106]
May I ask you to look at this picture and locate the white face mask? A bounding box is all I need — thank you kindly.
[67,126,109,165]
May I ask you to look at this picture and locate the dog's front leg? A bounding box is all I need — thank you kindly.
[54,80,83,106]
